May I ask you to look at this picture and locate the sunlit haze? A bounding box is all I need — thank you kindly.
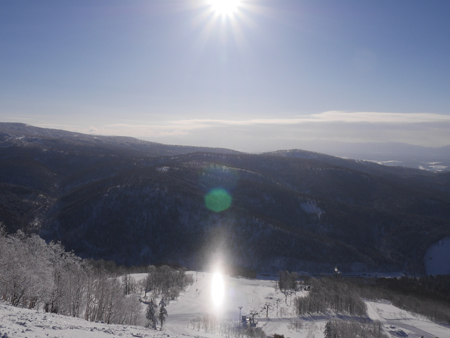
[211,272,225,307]
[1,1,450,152]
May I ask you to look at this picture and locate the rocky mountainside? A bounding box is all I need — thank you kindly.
[1,123,450,274]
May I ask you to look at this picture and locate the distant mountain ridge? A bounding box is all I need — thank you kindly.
[0,123,240,157]
[1,122,450,275]
[295,140,450,172]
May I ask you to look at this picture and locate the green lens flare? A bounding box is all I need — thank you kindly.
[205,188,232,213]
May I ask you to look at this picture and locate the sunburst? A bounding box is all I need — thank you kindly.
[208,0,242,16]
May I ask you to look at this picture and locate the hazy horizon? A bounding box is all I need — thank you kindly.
[1,1,449,152]
[4,121,450,156]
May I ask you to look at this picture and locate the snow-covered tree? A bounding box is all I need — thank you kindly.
[159,299,168,329]
[122,273,137,295]
[146,299,158,329]
[0,231,55,309]
[324,321,333,338]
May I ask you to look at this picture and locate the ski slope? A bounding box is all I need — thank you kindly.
[1,271,450,338]
[366,300,450,338]
[165,272,303,337]
[166,272,450,338]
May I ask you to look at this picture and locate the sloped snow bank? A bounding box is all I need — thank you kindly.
[0,302,165,338]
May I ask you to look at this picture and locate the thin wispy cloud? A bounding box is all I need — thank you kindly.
[311,111,450,123]
[161,112,450,129]
[42,111,450,130]
[31,111,450,152]
[27,111,450,135]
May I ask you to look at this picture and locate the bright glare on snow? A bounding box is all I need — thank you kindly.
[211,271,224,307]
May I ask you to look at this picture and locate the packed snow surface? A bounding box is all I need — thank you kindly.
[1,272,449,337]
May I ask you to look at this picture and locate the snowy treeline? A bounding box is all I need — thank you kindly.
[278,270,298,291]
[277,271,300,305]
[190,314,266,338]
[1,229,82,312]
[354,277,450,324]
[0,229,144,325]
[324,320,388,338]
[144,298,168,330]
[0,229,189,328]
[292,274,450,325]
[140,265,194,301]
[294,278,367,316]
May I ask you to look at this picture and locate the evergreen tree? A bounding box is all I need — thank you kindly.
[324,321,333,338]
[159,299,168,329]
[146,299,158,329]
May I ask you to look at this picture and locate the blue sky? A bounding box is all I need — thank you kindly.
[1,0,450,152]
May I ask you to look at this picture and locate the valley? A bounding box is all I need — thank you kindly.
[2,123,450,274]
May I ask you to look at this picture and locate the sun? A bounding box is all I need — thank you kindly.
[208,0,242,15]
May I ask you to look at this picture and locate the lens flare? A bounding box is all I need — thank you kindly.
[205,188,232,212]
[211,272,224,307]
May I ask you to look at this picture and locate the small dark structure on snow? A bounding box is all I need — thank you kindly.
[241,315,258,328]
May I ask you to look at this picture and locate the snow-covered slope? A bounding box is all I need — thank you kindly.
[166,272,300,334]
[0,302,164,338]
[1,272,450,338]
[366,300,450,338]
[165,272,450,338]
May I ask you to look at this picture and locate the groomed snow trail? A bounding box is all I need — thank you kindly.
[366,300,450,338]
[165,272,319,338]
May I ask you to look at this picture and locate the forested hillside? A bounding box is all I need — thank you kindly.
[1,123,450,274]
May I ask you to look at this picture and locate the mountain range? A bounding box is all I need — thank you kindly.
[287,140,450,172]
[1,122,450,274]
